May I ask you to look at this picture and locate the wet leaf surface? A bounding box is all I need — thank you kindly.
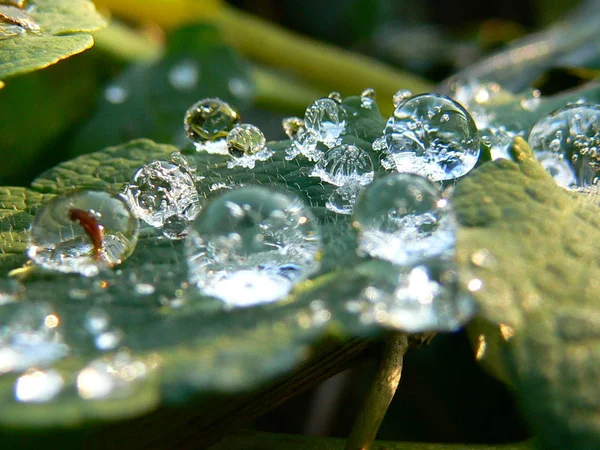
[455,137,600,450]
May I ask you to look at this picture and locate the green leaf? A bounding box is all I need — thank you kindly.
[0,0,106,84]
[67,24,255,157]
[454,138,600,450]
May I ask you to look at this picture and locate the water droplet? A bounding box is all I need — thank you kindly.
[168,59,200,92]
[535,151,578,188]
[286,128,322,162]
[0,303,68,374]
[225,124,273,169]
[311,144,374,186]
[104,84,128,104]
[326,183,362,215]
[353,174,456,265]
[360,88,376,109]
[392,89,412,108]
[77,350,147,400]
[14,368,63,403]
[186,186,322,306]
[125,160,201,234]
[480,126,521,160]
[282,117,305,140]
[353,259,475,332]
[382,93,480,181]
[528,104,600,188]
[28,191,139,276]
[327,91,343,103]
[184,98,241,153]
[304,98,347,148]
[229,77,254,101]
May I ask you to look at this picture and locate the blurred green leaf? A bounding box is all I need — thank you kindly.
[67,25,254,157]
[455,138,600,450]
[0,0,106,84]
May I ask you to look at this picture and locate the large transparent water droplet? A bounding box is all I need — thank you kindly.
[0,303,68,374]
[184,98,241,153]
[353,174,456,265]
[125,159,201,236]
[304,98,347,147]
[28,191,139,276]
[311,144,374,186]
[186,186,322,306]
[14,368,64,403]
[353,259,475,332]
[226,124,273,169]
[529,104,600,188]
[383,94,480,181]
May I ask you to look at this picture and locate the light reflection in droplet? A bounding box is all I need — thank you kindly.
[15,368,64,403]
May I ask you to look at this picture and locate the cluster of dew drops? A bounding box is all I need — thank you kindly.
[5,79,600,405]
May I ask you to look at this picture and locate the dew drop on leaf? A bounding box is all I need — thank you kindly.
[360,88,376,109]
[225,124,273,169]
[392,89,412,108]
[326,183,362,215]
[185,186,322,307]
[327,91,343,103]
[28,191,139,276]
[304,98,347,148]
[528,104,600,188]
[125,159,201,237]
[353,173,456,266]
[184,98,241,153]
[352,259,475,332]
[282,116,305,140]
[382,93,480,181]
[311,144,374,187]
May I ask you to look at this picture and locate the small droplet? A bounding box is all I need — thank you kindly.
[0,303,68,374]
[353,174,456,266]
[226,124,273,169]
[184,98,241,153]
[327,91,343,103]
[392,89,412,108]
[168,59,200,92]
[382,93,480,181]
[304,98,347,148]
[14,368,64,403]
[104,84,128,104]
[311,144,374,186]
[185,186,322,306]
[360,88,376,109]
[282,117,305,140]
[28,191,139,276]
[326,184,362,215]
[528,104,600,189]
[125,160,201,233]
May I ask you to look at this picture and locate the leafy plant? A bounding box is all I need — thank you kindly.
[1,1,600,450]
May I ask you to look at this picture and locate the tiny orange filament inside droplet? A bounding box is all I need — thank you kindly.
[69,208,103,255]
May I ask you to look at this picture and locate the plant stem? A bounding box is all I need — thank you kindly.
[345,332,409,450]
[216,5,433,111]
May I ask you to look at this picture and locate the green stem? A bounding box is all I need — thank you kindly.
[217,5,433,115]
[346,333,409,450]
[210,431,536,450]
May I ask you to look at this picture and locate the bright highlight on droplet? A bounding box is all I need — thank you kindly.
[185,186,322,307]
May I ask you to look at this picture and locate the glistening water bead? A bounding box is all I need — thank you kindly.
[225,123,273,169]
[184,98,241,153]
[528,104,600,188]
[382,93,480,181]
[125,158,201,231]
[304,98,347,148]
[27,191,139,276]
[185,186,322,307]
[352,174,456,266]
[311,144,374,187]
